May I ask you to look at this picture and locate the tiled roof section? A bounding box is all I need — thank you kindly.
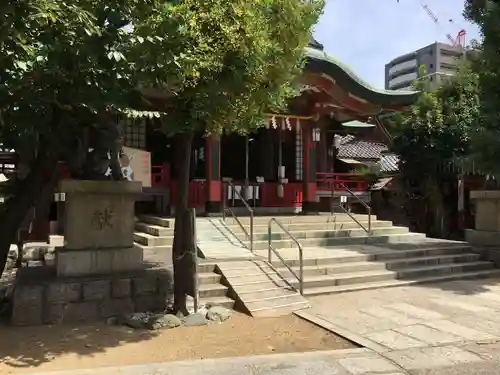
[337,136,399,172]
[338,136,388,160]
[305,47,420,107]
[380,153,400,172]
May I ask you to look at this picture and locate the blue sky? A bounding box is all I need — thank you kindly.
[314,0,481,89]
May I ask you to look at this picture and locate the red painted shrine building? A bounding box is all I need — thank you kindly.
[139,38,419,215]
[1,38,422,238]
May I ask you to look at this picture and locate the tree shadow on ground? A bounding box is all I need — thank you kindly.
[0,321,160,370]
[366,237,500,296]
[418,277,500,296]
[0,254,169,371]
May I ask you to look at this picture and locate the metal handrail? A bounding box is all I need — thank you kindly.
[222,181,254,252]
[268,218,304,295]
[331,180,372,235]
[191,208,199,313]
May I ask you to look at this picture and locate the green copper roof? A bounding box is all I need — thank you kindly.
[342,120,376,128]
[304,46,419,107]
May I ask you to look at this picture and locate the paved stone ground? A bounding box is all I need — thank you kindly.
[295,277,500,374]
[25,345,500,374]
[24,278,500,374]
[303,278,500,351]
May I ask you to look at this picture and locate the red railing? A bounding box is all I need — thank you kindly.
[151,163,170,188]
[225,181,260,206]
[261,182,303,207]
[170,180,206,208]
[57,162,71,179]
[316,172,369,192]
[224,181,303,207]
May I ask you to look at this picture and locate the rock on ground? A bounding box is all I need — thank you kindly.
[183,313,208,327]
[118,305,231,330]
[206,306,232,322]
[121,312,183,330]
[146,314,182,330]
[124,312,153,329]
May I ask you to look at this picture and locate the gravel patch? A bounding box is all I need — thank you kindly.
[0,311,355,374]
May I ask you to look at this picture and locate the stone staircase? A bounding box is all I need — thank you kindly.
[134,215,174,266]
[133,213,500,317]
[134,215,309,316]
[203,215,500,296]
[215,260,310,317]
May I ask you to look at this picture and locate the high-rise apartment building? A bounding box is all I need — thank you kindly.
[385,42,463,91]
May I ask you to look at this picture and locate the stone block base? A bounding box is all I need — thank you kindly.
[465,229,500,247]
[302,201,320,215]
[11,265,173,326]
[55,246,143,277]
[465,229,500,268]
[205,201,223,215]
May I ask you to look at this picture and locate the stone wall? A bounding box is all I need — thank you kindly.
[11,266,173,326]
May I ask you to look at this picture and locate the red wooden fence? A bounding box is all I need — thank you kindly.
[316,172,369,192]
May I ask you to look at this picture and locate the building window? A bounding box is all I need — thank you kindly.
[440,49,461,58]
[123,118,146,150]
[430,63,434,69]
[440,62,457,70]
[388,59,418,75]
[388,71,418,87]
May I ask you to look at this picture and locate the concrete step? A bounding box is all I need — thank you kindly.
[244,294,310,317]
[223,253,481,278]
[251,232,427,250]
[254,243,471,267]
[187,295,235,310]
[139,244,172,266]
[251,302,310,318]
[304,268,500,296]
[276,253,481,277]
[196,241,256,261]
[232,280,291,293]
[216,260,310,317]
[236,286,298,300]
[223,220,393,235]
[198,272,222,285]
[225,260,493,290]
[135,222,174,237]
[198,283,229,298]
[221,214,376,226]
[293,261,495,289]
[137,215,173,228]
[134,232,173,246]
[198,261,217,273]
[219,226,410,243]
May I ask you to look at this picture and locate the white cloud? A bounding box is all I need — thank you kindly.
[314,0,481,89]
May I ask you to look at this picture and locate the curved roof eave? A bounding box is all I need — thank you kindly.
[304,47,420,107]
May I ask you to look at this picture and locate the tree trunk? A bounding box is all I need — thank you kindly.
[0,143,57,277]
[172,132,194,315]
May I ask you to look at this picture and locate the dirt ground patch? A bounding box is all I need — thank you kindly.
[0,311,355,374]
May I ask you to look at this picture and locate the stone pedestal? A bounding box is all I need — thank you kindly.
[465,190,500,268]
[11,180,175,326]
[56,180,143,277]
[465,190,500,246]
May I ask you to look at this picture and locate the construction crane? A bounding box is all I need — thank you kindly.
[397,0,467,49]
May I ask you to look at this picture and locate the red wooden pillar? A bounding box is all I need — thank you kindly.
[302,124,319,214]
[205,135,222,214]
[318,127,328,174]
